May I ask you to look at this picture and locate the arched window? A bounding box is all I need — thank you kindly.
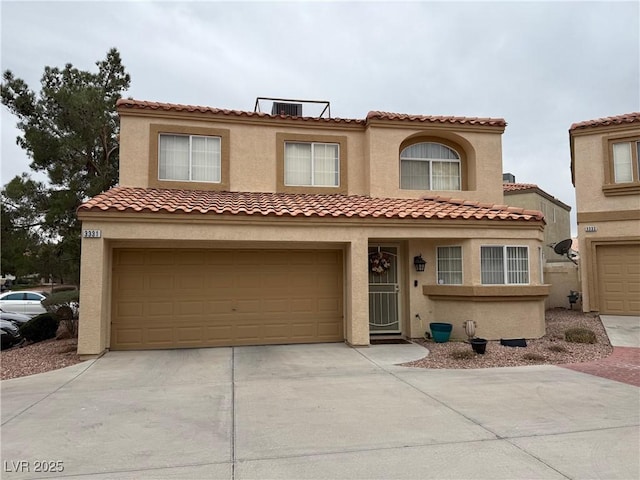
[400,142,461,190]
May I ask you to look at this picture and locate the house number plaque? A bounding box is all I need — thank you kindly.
[83,230,102,238]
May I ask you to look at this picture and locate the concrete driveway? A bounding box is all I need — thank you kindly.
[1,341,639,480]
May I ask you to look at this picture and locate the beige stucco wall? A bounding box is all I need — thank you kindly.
[429,299,546,340]
[365,124,505,204]
[78,214,546,355]
[572,132,640,213]
[119,111,506,204]
[543,262,580,309]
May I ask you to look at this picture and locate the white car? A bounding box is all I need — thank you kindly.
[0,290,48,316]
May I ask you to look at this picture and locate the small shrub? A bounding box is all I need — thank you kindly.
[522,353,546,362]
[52,285,78,293]
[565,327,597,344]
[450,349,475,360]
[19,313,59,343]
[547,344,568,353]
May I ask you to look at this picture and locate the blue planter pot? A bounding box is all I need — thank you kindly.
[429,322,453,343]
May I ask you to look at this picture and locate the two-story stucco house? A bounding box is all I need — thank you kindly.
[76,98,549,356]
[570,112,640,316]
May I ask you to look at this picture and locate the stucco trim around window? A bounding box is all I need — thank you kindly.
[148,124,230,190]
[398,136,471,191]
[422,284,549,301]
[276,133,348,194]
[602,134,640,196]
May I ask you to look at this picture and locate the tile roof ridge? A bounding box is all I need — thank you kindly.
[502,182,539,192]
[366,111,507,127]
[570,112,640,131]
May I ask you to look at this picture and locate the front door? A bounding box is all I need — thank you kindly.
[368,246,400,334]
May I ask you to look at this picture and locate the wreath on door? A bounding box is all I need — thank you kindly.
[369,251,392,274]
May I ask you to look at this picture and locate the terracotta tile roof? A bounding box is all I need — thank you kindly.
[502,182,538,192]
[78,187,544,222]
[116,99,365,125]
[366,111,507,127]
[570,112,640,131]
[116,99,506,128]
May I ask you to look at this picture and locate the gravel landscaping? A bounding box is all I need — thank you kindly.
[405,308,613,369]
[1,338,82,380]
[1,309,613,380]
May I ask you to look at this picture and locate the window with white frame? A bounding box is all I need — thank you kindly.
[481,246,529,285]
[159,134,221,182]
[436,246,463,284]
[612,139,640,183]
[400,142,461,190]
[284,142,339,187]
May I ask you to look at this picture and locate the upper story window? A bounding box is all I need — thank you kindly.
[276,133,347,194]
[284,142,339,187]
[149,124,230,190]
[481,246,529,285]
[612,139,640,183]
[400,142,461,190]
[159,134,221,183]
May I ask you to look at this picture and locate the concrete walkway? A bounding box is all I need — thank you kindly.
[562,315,640,386]
[2,339,639,479]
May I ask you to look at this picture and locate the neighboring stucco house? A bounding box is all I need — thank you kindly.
[502,177,572,262]
[570,112,640,315]
[76,98,549,356]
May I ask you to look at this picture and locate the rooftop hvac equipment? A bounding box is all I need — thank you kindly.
[502,173,516,183]
[254,97,331,118]
[271,102,303,117]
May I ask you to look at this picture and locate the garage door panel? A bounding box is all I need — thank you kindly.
[111,249,344,350]
[291,299,314,313]
[146,327,174,345]
[117,274,145,292]
[263,299,288,313]
[116,302,144,317]
[176,326,205,343]
[177,301,205,315]
[113,329,143,346]
[597,244,640,315]
[147,302,174,316]
[117,250,145,265]
[318,298,341,313]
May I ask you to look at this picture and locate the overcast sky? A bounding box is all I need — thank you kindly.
[2,0,639,235]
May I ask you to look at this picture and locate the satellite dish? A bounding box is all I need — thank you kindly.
[553,238,578,265]
[553,238,573,256]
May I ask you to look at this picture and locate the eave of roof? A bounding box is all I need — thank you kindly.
[503,183,571,211]
[502,183,538,193]
[116,99,507,129]
[78,187,545,223]
[569,112,640,132]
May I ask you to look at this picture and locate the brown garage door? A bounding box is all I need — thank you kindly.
[596,244,640,315]
[111,249,344,350]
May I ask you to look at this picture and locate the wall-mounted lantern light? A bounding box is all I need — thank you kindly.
[413,254,426,272]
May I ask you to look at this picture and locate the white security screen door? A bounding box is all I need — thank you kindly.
[368,246,400,333]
